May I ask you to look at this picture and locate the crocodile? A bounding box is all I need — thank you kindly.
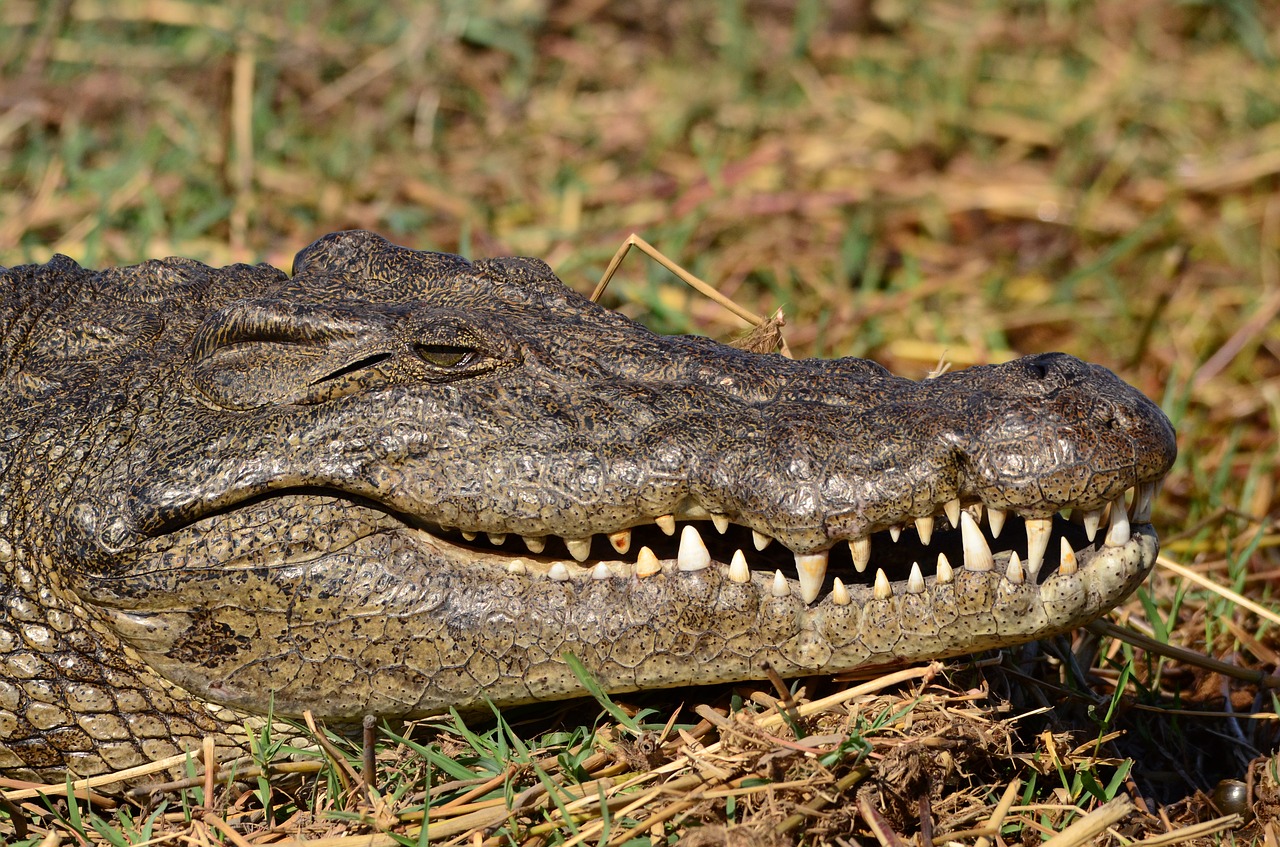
[0,230,1176,782]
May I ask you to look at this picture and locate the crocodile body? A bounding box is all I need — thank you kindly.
[0,230,1175,781]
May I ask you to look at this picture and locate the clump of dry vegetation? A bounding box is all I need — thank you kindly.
[1,0,1278,843]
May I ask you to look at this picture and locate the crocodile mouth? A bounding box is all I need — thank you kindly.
[87,477,1162,613]
[69,477,1163,721]
[409,479,1164,607]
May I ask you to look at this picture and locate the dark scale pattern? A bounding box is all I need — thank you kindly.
[0,230,1175,780]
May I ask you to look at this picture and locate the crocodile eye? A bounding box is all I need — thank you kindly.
[415,343,475,369]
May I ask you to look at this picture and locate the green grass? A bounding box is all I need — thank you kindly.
[2,0,1278,842]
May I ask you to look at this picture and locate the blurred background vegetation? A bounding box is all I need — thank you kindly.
[2,0,1276,577]
[1,0,1278,836]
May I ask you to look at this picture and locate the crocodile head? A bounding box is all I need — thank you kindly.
[1,230,1174,776]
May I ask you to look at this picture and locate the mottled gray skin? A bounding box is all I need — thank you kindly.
[0,230,1175,781]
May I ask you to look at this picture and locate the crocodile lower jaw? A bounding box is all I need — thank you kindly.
[78,483,1163,719]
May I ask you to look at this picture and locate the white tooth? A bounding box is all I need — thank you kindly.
[1005,551,1024,584]
[915,516,934,545]
[873,568,892,600]
[682,503,710,519]
[1105,493,1130,546]
[1059,537,1078,576]
[831,577,851,606]
[936,552,954,584]
[608,529,632,554]
[960,511,994,572]
[849,536,871,573]
[565,537,592,562]
[889,525,902,543]
[507,559,527,574]
[1132,482,1154,523]
[591,562,611,580]
[1082,508,1103,542]
[987,507,1006,539]
[548,562,570,582]
[752,530,773,551]
[966,503,984,522]
[794,550,829,604]
[1024,517,1052,578]
[487,532,507,546]
[523,535,546,554]
[636,546,662,578]
[711,513,730,534]
[907,562,925,594]
[462,530,478,541]
[678,525,711,571]
[655,514,676,536]
[944,498,961,528]
[771,569,790,597]
[728,549,750,583]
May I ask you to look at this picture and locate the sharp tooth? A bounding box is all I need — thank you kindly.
[873,568,892,600]
[771,569,790,597]
[915,516,934,545]
[462,530,478,541]
[831,577,851,606]
[523,535,546,554]
[889,525,902,542]
[1024,517,1052,578]
[548,562,570,582]
[487,532,507,546]
[987,507,1006,539]
[711,513,730,534]
[907,562,925,594]
[565,537,592,562]
[1105,493,1130,546]
[728,549,750,583]
[752,530,773,551]
[608,529,632,554]
[936,552,953,584]
[966,503,984,522]
[1005,551,1024,584]
[960,511,994,572]
[794,550,829,604]
[507,559,527,574]
[1082,508,1103,542]
[849,536,871,572]
[1132,482,1154,523]
[678,525,711,571]
[944,498,961,528]
[1059,537,1078,576]
[655,514,676,536]
[591,562,611,580]
[636,546,662,578]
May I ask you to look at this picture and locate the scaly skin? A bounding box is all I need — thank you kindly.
[0,230,1175,781]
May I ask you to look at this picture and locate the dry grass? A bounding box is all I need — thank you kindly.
[1,0,1279,843]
